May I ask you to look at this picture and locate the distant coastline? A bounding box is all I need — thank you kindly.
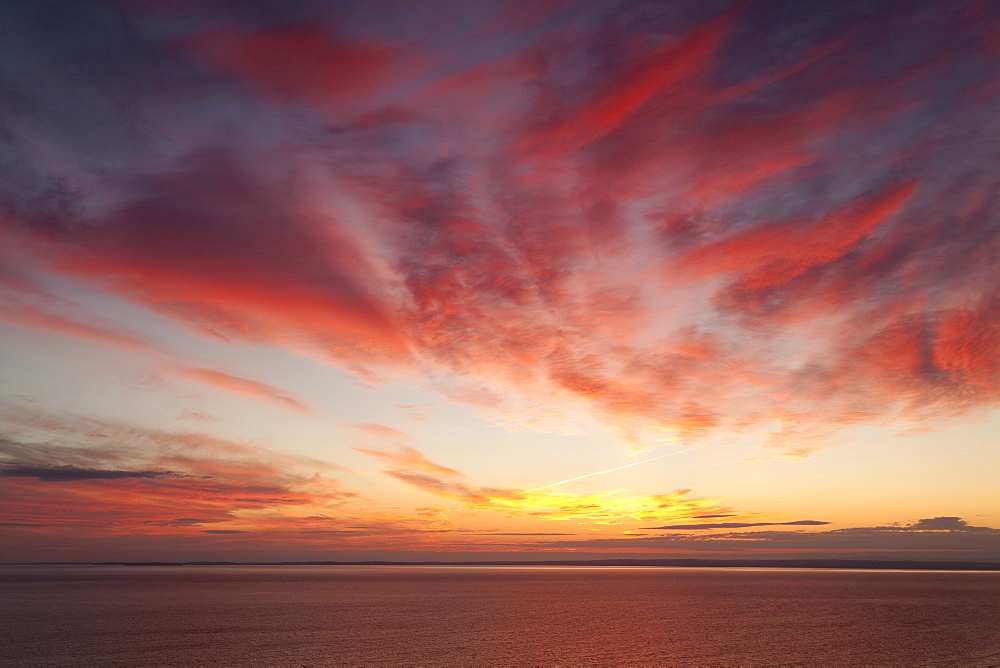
[5,558,999,570]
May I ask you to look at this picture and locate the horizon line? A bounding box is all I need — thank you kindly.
[4,558,999,571]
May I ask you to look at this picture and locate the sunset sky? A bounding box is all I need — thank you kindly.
[1,0,998,563]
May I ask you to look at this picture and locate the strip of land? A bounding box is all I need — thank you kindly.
[4,559,999,570]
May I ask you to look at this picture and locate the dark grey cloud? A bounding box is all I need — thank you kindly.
[905,516,974,531]
[470,532,576,536]
[0,521,47,527]
[0,436,109,469]
[202,529,249,534]
[300,530,370,534]
[161,518,213,527]
[519,517,1000,560]
[835,517,996,534]
[0,465,174,482]
[646,520,830,530]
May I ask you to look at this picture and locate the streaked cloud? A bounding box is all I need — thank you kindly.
[352,445,461,477]
[0,305,161,354]
[357,446,726,523]
[165,366,312,414]
[646,520,830,530]
[2,1,998,455]
[0,408,349,535]
[0,465,176,483]
[518,517,1000,559]
[349,424,414,441]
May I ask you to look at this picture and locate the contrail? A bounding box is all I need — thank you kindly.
[527,448,692,492]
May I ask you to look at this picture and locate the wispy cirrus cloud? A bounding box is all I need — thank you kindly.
[356,446,726,524]
[1,0,999,457]
[0,305,161,354]
[352,445,460,477]
[165,365,312,414]
[349,423,414,441]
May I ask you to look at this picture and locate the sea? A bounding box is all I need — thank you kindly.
[1,565,999,666]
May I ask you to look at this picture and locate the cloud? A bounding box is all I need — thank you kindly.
[350,423,414,440]
[202,529,249,534]
[0,406,504,557]
[0,522,47,527]
[162,518,212,527]
[3,1,1000,455]
[519,8,738,156]
[847,517,996,533]
[0,306,161,354]
[905,517,972,531]
[186,23,400,113]
[645,520,830,530]
[166,366,311,414]
[469,532,576,536]
[352,445,461,477]
[13,145,407,365]
[0,465,175,483]
[0,408,353,537]
[517,517,1000,559]
[357,446,727,523]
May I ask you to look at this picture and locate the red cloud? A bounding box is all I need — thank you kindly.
[39,148,408,364]
[679,183,917,314]
[521,9,737,156]
[187,24,395,111]
[933,305,1000,389]
[4,2,1000,456]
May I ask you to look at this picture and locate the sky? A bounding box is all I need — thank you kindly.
[1,0,998,563]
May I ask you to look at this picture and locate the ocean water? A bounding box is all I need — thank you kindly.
[1,565,999,666]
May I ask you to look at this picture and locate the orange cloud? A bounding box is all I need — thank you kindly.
[351,445,460,477]
[349,423,414,440]
[0,413,350,539]
[357,446,726,524]
[0,408,508,558]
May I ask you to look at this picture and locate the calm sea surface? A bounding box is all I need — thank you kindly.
[1,565,998,666]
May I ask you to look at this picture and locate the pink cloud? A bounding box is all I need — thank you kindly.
[32,148,409,364]
[4,2,1000,456]
[520,9,737,157]
[352,445,461,478]
[0,305,160,353]
[166,365,311,414]
[186,24,397,111]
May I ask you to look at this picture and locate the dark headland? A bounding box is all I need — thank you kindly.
[6,559,1000,570]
